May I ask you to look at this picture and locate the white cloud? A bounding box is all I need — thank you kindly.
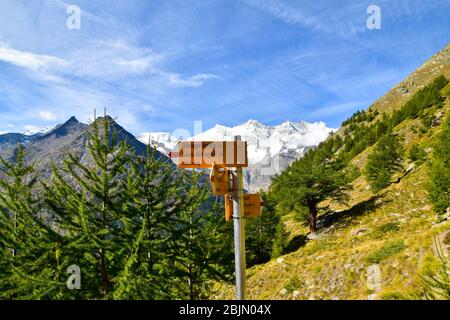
[0,45,66,71]
[167,73,219,88]
[243,0,325,32]
[39,110,57,121]
[66,40,166,79]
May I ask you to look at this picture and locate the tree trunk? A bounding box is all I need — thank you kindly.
[188,265,194,300]
[99,248,110,293]
[308,204,318,234]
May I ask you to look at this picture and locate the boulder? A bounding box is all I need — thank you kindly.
[367,264,382,292]
[350,227,369,237]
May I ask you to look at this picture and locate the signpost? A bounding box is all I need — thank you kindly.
[243,194,264,217]
[173,140,248,169]
[232,136,246,300]
[169,137,263,300]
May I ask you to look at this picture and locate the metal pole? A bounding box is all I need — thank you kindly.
[233,135,246,300]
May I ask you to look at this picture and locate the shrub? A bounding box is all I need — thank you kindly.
[285,276,302,294]
[408,144,427,164]
[366,240,406,264]
[365,134,404,192]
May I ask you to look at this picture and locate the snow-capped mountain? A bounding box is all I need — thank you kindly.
[138,119,336,192]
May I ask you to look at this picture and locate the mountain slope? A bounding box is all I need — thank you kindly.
[139,120,335,192]
[213,43,450,300]
[0,116,167,180]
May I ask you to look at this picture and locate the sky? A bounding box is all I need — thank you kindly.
[0,0,449,136]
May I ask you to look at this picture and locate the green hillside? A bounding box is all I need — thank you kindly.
[212,43,450,300]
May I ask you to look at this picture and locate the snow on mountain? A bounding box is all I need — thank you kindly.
[138,119,336,191]
[23,125,54,136]
[137,132,180,154]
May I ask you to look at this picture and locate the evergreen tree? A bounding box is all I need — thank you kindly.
[271,219,288,258]
[167,172,233,300]
[272,149,353,233]
[420,235,450,299]
[42,116,140,299]
[365,134,404,192]
[427,115,450,214]
[111,145,181,299]
[246,193,280,266]
[0,145,59,299]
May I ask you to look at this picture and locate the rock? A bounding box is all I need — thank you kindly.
[307,232,324,240]
[367,265,382,292]
[292,290,300,298]
[425,147,432,154]
[350,227,369,237]
[276,258,284,264]
[405,163,415,174]
[432,118,441,127]
[441,209,450,220]
[398,218,408,224]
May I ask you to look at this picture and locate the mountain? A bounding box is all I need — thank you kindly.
[0,116,167,179]
[138,120,335,192]
[213,43,450,300]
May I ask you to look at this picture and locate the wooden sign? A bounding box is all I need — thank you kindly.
[223,193,264,221]
[172,141,248,169]
[210,165,231,196]
[225,194,233,222]
[243,193,264,217]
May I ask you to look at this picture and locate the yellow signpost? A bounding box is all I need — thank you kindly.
[224,193,264,219]
[243,194,264,217]
[209,164,231,196]
[173,141,248,169]
[169,137,263,300]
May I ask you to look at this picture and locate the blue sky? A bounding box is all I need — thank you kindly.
[0,0,449,135]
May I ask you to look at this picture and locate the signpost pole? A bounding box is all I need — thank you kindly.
[233,135,246,300]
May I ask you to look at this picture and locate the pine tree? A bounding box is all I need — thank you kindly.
[271,220,288,258]
[167,172,233,300]
[427,115,450,214]
[0,145,59,299]
[42,116,140,299]
[420,235,450,300]
[113,146,207,299]
[365,134,404,192]
[272,148,353,233]
[246,193,280,266]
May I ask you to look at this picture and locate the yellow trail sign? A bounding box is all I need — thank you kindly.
[242,193,264,217]
[171,141,248,169]
[210,164,231,196]
[224,193,264,221]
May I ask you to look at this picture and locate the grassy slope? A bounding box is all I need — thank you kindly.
[212,43,450,300]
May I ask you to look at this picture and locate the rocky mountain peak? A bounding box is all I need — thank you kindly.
[138,119,335,191]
